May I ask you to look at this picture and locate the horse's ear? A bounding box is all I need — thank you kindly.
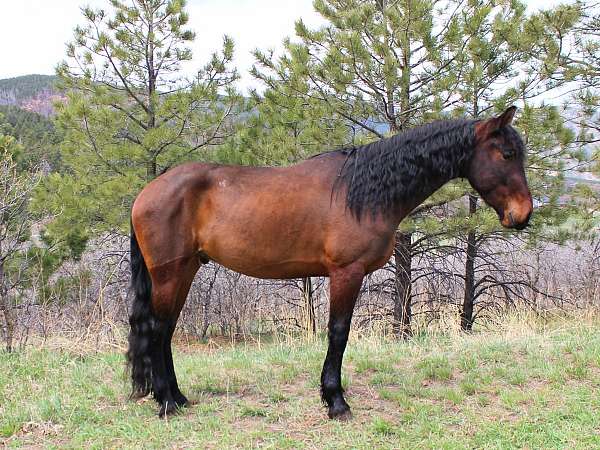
[488,106,517,132]
[498,106,517,127]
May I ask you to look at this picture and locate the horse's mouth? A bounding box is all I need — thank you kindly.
[501,211,531,230]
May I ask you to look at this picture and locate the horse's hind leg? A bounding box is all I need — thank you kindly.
[321,263,364,420]
[164,322,187,407]
[163,258,200,408]
[147,317,175,416]
[147,257,199,417]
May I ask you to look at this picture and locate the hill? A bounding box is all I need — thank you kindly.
[2,314,600,448]
[0,74,63,117]
[0,104,62,170]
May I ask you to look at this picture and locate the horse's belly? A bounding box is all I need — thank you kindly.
[198,209,329,279]
[209,255,328,279]
[202,228,328,278]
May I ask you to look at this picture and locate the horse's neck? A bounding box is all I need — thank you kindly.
[390,164,461,226]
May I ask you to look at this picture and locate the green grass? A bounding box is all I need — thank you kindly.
[2,318,600,449]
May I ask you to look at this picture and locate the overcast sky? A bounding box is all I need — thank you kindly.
[0,0,570,94]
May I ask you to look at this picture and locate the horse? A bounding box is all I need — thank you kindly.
[126,106,532,419]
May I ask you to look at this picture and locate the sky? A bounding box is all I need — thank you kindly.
[0,0,323,93]
[0,0,570,94]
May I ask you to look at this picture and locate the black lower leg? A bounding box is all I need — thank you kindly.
[150,320,177,417]
[164,322,188,407]
[321,264,363,420]
[321,315,352,420]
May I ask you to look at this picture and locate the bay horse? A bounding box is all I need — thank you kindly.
[127,106,532,419]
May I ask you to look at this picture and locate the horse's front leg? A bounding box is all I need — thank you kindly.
[321,263,364,420]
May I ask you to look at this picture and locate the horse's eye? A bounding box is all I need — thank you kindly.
[502,150,516,160]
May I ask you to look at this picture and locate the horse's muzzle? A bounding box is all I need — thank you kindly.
[502,209,532,230]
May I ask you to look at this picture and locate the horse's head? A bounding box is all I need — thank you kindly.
[467,107,533,230]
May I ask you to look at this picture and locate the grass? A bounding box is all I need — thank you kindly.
[2,314,600,448]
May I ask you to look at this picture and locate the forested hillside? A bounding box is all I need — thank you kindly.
[0,74,62,116]
[0,105,62,170]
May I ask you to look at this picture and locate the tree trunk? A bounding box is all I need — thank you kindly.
[146,16,157,181]
[302,277,316,335]
[0,260,14,352]
[393,231,412,338]
[461,194,478,331]
[147,158,157,180]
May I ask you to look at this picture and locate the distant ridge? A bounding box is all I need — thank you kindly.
[0,74,64,117]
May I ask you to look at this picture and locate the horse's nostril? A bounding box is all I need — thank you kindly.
[508,211,516,227]
[507,209,531,230]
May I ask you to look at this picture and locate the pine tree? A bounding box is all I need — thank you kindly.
[249,0,595,332]
[0,134,41,351]
[0,105,62,172]
[452,1,591,329]
[252,0,469,336]
[218,66,349,165]
[34,0,242,256]
[543,2,600,210]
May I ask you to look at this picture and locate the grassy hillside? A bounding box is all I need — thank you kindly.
[2,314,600,448]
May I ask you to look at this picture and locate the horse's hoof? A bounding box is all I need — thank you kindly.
[328,405,352,421]
[174,392,189,408]
[158,401,179,418]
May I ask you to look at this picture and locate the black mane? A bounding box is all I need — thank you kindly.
[333,119,478,218]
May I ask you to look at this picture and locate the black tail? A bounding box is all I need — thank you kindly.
[126,220,155,398]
